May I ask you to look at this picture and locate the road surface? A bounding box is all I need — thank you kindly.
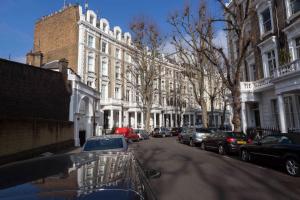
[132,137,300,200]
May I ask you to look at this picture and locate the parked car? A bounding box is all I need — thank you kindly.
[202,131,247,155]
[152,127,171,137]
[115,127,139,142]
[82,135,128,152]
[170,127,182,136]
[0,152,160,199]
[240,134,300,176]
[134,129,150,140]
[179,128,194,145]
[191,128,217,146]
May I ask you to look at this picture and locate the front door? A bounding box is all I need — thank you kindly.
[79,131,86,147]
[254,110,261,127]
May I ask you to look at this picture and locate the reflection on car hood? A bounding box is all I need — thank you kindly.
[0,152,143,200]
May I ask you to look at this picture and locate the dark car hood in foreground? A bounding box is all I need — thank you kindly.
[0,152,145,200]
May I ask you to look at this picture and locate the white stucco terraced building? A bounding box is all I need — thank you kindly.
[27,4,230,139]
[227,0,300,133]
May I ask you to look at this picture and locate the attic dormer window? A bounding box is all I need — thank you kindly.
[103,23,107,31]
[89,15,94,24]
[116,31,120,40]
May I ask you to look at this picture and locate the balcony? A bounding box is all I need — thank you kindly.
[240,59,300,94]
[273,59,300,79]
[240,77,272,92]
[101,98,123,106]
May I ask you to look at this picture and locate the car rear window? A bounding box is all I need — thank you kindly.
[226,132,246,139]
[83,138,124,151]
[195,128,214,133]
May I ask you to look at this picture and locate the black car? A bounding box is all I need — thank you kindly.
[152,127,171,137]
[240,134,300,176]
[0,152,160,200]
[170,127,182,136]
[202,131,247,155]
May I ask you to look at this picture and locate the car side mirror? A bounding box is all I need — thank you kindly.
[144,169,161,179]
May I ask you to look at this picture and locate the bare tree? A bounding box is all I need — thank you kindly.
[168,2,211,128]
[127,18,163,132]
[205,63,223,127]
[200,0,254,131]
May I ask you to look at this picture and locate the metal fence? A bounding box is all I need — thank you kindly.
[246,127,300,140]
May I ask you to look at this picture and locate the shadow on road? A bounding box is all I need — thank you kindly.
[132,137,300,200]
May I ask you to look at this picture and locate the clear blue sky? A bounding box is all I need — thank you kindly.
[0,0,223,63]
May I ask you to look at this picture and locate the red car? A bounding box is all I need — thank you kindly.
[115,127,139,142]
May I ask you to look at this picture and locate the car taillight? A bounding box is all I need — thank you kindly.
[247,139,253,144]
[226,137,236,143]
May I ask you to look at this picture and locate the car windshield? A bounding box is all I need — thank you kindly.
[83,138,124,151]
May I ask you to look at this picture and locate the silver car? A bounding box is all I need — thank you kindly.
[82,135,128,152]
[191,128,216,147]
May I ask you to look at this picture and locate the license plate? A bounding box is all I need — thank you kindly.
[237,141,246,144]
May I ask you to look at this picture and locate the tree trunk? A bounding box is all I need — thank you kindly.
[220,100,227,129]
[209,97,215,128]
[201,99,208,128]
[231,86,241,131]
[144,105,152,132]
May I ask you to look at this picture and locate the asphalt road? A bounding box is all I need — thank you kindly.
[132,137,300,200]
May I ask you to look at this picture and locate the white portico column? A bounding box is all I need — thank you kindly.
[154,113,157,128]
[118,109,122,127]
[175,114,178,127]
[188,114,191,127]
[241,102,247,133]
[277,94,287,133]
[170,113,173,128]
[135,111,138,129]
[110,110,114,129]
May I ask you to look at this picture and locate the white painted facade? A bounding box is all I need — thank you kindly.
[42,60,101,146]
[237,0,300,133]
[75,5,230,131]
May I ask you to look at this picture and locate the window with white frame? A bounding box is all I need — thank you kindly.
[266,50,277,76]
[261,8,272,34]
[101,84,107,99]
[87,52,95,72]
[101,57,108,76]
[115,64,121,80]
[126,70,131,81]
[115,48,121,59]
[115,87,120,99]
[88,35,94,48]
[102,41,107,53]
[290,0,300,15]
[126,89,130,101]
[295,37,300,59]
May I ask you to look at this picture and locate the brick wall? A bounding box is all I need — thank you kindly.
[0,119,74,165]
[0,59,71,121]
[33,5,79,72]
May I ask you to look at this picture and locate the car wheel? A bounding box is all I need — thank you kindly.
[162,134,166,138]
[241,149,250,162]
[285,157,299,176]
[189,139,194,147]
[218,145,226,155]
[201,142,206,150]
